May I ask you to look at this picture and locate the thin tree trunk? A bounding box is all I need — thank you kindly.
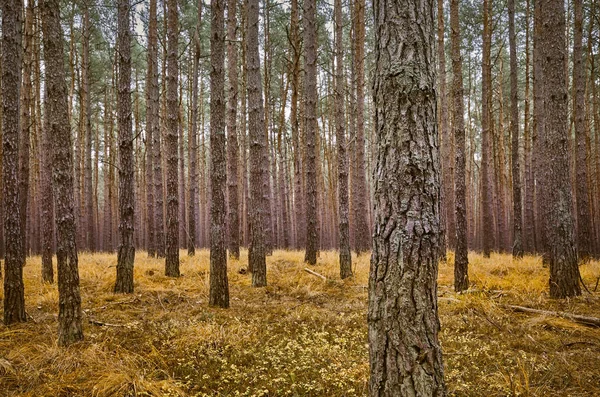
[509,0,523,258]
[247,0,268,285]
[523,0,535,253]
[2,0,26,325]
[41,0,83,345]
[303,0,318,265]
[82,4,94,252]
[227,0,240,259]
[209,0,229,307]
[540,0,581,298]
[352,0,369,255]
[573,0,592,262]
[481,0,494,257]
[451,0,469,292]
[369,0,446,392]
[114,0,135,293]
[145,0,156,258]
[437,0,454,256]
[335,0,351,279]
[165,0,180,277]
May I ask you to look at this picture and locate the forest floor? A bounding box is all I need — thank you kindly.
[1,250,599,397]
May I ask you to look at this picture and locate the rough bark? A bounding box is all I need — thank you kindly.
[247,0,267,286]
[481,0,494,257]
[369,0,446,394]
[209,0,230,307]
[227,0,240,259]
[509,0,523,258]
[20,1,33,261]
[303,0,318,265]
[145,0,156,258]
[523,0,535,253]
[82,5,94,252]
[437,0,454,254]
[353,0,369,255]
[114,0,136,293]
[150,0,165,259]
[2,0,26,325]
[41,87,54,283]
[572,0,592,263]
[335,0,352,279]
[165,0,180,277]
[540,0,581,298]
[41,0,84,345]
[451,0,469,292]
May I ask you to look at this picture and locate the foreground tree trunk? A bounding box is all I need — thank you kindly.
[451,0,469,292]
[209,0,229,307]
[41,0,83,345]
[509,0,523,258]
[572,0,592,262]
[227,0,240,260]
[335,0,351,278]
[114,0,135,293]
[2,0,26,325]
[303,0,318,265]
[540,0,581,298]
[165,0,180,277]
[247,0,267,286]
[369,0,446,394]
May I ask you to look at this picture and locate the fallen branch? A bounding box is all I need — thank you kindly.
[88,319,128,327]
[304,267,327,281]
[503,305,600,328]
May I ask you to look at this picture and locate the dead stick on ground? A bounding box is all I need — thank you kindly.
[304,267,327,281]
[503,305,600,328]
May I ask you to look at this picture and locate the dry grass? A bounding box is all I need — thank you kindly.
[1,249,599,396]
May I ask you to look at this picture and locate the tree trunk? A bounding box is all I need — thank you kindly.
[303,0,318,265]
[451,0,469,292]
[41,0,83,345]
[369,0,446,393]
[437,0,454,256]
[481,0,494,257]
[2,0,26,325]
[509,0,523,258]
[20,1,33,262]
[523,0,535,253]
[165,0,180,277]
[352,0,369,255]
[247,0,267,286]
[335,0,351,279]
[227,0,240,259]
[145,0,156,258]
[82,4,94,252]
[540,0,581,298]
[209,0,230,307]
[114,0,135,293]
[572,0,592,262]
[41,85,54,283]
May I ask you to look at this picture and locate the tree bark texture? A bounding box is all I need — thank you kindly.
[369,0,446,394]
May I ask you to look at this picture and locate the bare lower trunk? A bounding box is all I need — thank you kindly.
[335,0,351,279]
[2,0,26,325]
[41,0,83,345]
[247,0,267,286]
[209,0,229,307]
[227,0,240,259]
[114,0,135,293]
[369,0,446,393]
[165,0,180,277]
[540,0,581,298]
[451,0,469,292]
[303,0,318,265]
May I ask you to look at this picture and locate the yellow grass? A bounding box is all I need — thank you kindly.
[1,250,599,396]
